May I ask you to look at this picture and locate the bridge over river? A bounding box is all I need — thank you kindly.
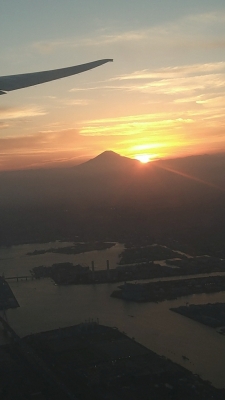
[5,275,34,282]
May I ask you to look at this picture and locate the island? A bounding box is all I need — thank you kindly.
[118,244,187,264]
[111,276,225,303]
[171,303,225,335]
[27,241,115,256]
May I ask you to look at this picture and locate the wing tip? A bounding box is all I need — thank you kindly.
[102,59,113,63]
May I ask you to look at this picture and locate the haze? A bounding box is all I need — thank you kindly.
[0,151,225,250]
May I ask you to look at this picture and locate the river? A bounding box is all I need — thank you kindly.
[0,242,225,389]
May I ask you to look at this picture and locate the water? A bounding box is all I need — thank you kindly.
[1,242,225,389]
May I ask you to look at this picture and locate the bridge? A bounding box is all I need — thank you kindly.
[5,275,34,282]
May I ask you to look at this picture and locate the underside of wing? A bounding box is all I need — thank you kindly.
[0,59,113,94]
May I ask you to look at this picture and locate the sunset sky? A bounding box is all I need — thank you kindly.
[1,0,225,170]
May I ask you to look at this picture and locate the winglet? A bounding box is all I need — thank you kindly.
[0,59,114,94]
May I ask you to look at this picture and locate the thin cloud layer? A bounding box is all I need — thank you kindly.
[1,5,225,170]
[0,106,46,121]
[31,11,225,55]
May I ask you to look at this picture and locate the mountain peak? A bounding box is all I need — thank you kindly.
[74,150,138,173]
[94,150,123,160]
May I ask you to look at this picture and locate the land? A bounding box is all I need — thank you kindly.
[166,256,225,273]
[0,344,64,400]
[171,303,225,335]
[118,244,187,264]
[120,255,225,275]
[27,241,115,256]
[2,323,222,400]
[111,276,225,303]
[30,248,225,285]
[1,152,225,398]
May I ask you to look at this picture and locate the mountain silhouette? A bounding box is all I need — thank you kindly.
[1,151,225,209]
[1,151,225,245]
[74,150,139,174]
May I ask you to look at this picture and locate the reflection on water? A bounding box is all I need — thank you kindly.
[1,242,225,389]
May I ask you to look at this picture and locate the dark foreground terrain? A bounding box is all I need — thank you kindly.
[1,322,224,400]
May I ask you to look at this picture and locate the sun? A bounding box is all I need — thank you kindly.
[135,154,152,163]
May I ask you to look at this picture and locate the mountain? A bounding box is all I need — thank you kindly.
[1,151,225,207]
[0,151,225,246]
[74,150,139,174]
[0,151,140,207]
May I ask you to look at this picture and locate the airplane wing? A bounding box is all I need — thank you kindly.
[0,59,113,94]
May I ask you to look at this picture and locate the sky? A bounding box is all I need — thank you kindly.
[0,0,225,170]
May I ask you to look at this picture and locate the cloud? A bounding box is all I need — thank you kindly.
[60,99,90,107]
[0,130,79,153]
[187,11,225,24]
[2,8,225,170]
[79,113,194,137]
[69,85,125,93]
[0,122,9,130]
[31,30,147,54]
[68,62,225,112]
[133,73,225,95]
[32,41,64,54]
[114,62,225,81]
[0,106,47,121]
[31,11,225,55]
[96,61,225,123]
[0,127,123,170]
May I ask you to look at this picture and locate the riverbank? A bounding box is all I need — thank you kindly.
[111,276,225,302]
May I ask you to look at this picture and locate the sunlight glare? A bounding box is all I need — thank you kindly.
[135,154,152,163]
